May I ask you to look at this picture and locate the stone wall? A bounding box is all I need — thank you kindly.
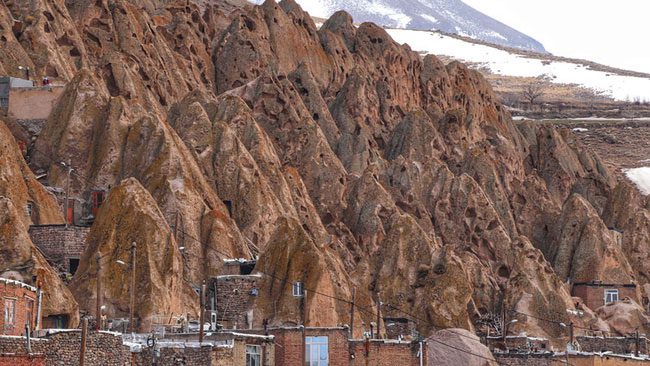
[349,339,425,366]
[207,275,260,329]
[28,225,89,274]
[383,318,416,340]
[576,335,648,354]
[0,336,48,356]
[7,87,63,120]
[15,119,47,137]
[493,352,553,366]
[1,332,130,366]
[39,330,131,366]
[0,279,38,336]
[134,345,213,366]
[488,336,550,352]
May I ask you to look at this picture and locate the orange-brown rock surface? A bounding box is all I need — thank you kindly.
[1,0,649,344]
[69,178,198,330]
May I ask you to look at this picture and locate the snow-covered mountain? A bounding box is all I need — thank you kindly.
[249,0,546,52]
[387,28,650,101]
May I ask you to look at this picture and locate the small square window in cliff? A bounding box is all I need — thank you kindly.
[292,282,304,297]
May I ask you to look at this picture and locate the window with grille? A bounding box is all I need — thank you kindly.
[293,282,304,297]
[305,336,328,366]
[246,345,261,366]
[604,289,619,304]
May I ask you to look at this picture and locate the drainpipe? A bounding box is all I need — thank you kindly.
[35,285,43,330]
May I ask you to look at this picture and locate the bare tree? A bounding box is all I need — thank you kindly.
[522,79,546,108]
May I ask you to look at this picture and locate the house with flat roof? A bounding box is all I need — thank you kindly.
[572,280,639,311]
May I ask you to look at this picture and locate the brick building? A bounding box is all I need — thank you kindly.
[349,339,427,366]
[268,326,350,366]
[206,274,261,330]
[0,278,40,336]
[572,281,638,311]
[28,225,89,275]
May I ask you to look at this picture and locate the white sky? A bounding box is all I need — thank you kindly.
[460,0,650,73]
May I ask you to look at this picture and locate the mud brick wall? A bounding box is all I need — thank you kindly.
[349,340,424,366]
[268,327,348,366]
[7,87,64,120]
[576,336,648,354]
[40,330,131,366]
[0,280,38,336]
[28,225,89,273]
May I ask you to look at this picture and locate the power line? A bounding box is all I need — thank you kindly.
[22,145,533,363]
[172,225,504,364]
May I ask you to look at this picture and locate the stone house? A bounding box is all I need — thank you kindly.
[572,281,638,311]
[0,278,40,336]
[206,266,261,330]
[28,225,89,276]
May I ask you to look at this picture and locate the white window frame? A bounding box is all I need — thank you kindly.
[292,282,304,297]
[305,336,328,366]
[245,344,261,366]
[4,298,16,333]
[604,289,619,304]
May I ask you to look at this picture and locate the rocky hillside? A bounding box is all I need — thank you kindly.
[1,0,650,341]
[249,0,546,52]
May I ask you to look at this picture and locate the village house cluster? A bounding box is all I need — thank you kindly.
[3,74,650,365]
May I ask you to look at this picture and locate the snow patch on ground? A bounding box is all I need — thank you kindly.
[572,128,589,132]
[625,167,650,195]
[368,2,412,28]
[420,14,438,24]
[386,28,650,101]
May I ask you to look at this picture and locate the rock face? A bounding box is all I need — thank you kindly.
[69,179,197,330]
[1,0,648,343]
[427,328,496,366]
[0,197,78,325]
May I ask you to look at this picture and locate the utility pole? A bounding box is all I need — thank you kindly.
[63,162,72,227]
[199,280,206,344]
[375,292,382,339]
[634,329,640,357]
[96,253,102,331]
[502,304,507,343]
[79,318,88,366]
[129,242,137,333]
[349,288,356,339]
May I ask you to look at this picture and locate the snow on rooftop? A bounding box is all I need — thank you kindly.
[572,128,589,132]
[386,29,650,101]
[625,167,650,195]
[0,277,37,292]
